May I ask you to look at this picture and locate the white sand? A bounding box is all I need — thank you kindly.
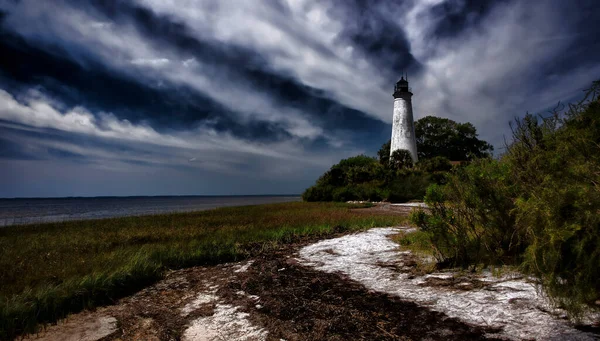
[390,202,428,208]
[234,260,255,273]
[298,227,597,340]
[182,303,267,341]
[23,315,117,341]
[181,279,267,341]
[181,292,219,316]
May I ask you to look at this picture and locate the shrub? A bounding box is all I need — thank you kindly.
[377,140,391,165]
[305,116,494,204]
[302,185,334,202]
[386,172,430,203]
[302,153,429,203]
[505,90,600,315]
[411,81,600,316]
[411,159,524,267]
[332,184,384,202]
[416,156,452,173]
[390,149,414,170]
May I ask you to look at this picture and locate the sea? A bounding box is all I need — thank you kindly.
[0,195,301,227]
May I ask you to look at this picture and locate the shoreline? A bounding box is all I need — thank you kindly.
[0,195,302,227]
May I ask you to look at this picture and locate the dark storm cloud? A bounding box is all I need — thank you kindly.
[0,134,37,161]
[0,0,599,197]
[428,0,511,39]
[91,0,387,138]
[88,1,273,72]
[327,0,423,82]
[0,121,146,164]
[522,0,600,93]
[0,1,385,145]
[0,29,221,129]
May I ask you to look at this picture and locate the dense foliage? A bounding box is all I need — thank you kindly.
[301,152,452,202]
[412,81,600,316]
[411,159,524,267]
[303,154,423,202]
[303,116,488,202]
[378,116,492,162]
[415,116,493,160]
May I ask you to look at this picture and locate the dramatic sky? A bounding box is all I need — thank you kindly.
[1,0,599,197]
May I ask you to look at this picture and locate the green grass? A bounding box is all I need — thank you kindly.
[391,230,438,274]
[0,202,405,340]
[392,230,435,257]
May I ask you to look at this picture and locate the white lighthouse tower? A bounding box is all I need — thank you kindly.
[390,76,418,163]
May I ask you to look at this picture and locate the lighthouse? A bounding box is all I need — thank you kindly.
[390,76,418,163]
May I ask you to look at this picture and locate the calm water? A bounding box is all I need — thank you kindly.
[0,196,301,227]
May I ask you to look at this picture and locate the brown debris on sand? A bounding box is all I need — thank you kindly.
[22,229,502,341]
[298,227,600,340]
[225,246,499,341]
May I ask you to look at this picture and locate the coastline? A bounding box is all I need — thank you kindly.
[0,195,302,227]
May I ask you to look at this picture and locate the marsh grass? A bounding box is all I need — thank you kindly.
[0,202,405,340]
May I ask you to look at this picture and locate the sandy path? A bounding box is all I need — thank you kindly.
[21,225,599,341]
[298,227,599,340]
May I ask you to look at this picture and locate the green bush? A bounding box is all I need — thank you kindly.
[302,153,429,202]
[304,116,494,204]
[390,149,414,170]
[331,184,385,202]
[506,92,600,315]
[417,156,452,173]
[387,172,431,203]
[411,81,600,316]
[301,185,334,202]
[411,159,524,267]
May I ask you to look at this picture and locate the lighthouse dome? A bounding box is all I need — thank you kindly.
[393,77,412,97]
[396,77,408,86]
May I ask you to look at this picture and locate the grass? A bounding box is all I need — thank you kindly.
[0,202,405,340]
[392,230,521,277]
[391,230,438,275]
[392,230,435,257]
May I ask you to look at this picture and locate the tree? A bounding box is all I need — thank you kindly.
[390,149,413,170]
[417,156,452,173]
[377,140,391,165]
[302,155,385,202]
[306,115,492,203]
[414,116,493,161]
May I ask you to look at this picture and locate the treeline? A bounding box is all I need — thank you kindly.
[302,116,493,202]
[302,153,448,202]
[412,81,600,316]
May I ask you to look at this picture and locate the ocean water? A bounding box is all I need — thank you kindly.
[0,196,301,227]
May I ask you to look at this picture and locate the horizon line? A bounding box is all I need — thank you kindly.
[0,194,302,200]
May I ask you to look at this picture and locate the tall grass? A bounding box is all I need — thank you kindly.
[0,202,405,340]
